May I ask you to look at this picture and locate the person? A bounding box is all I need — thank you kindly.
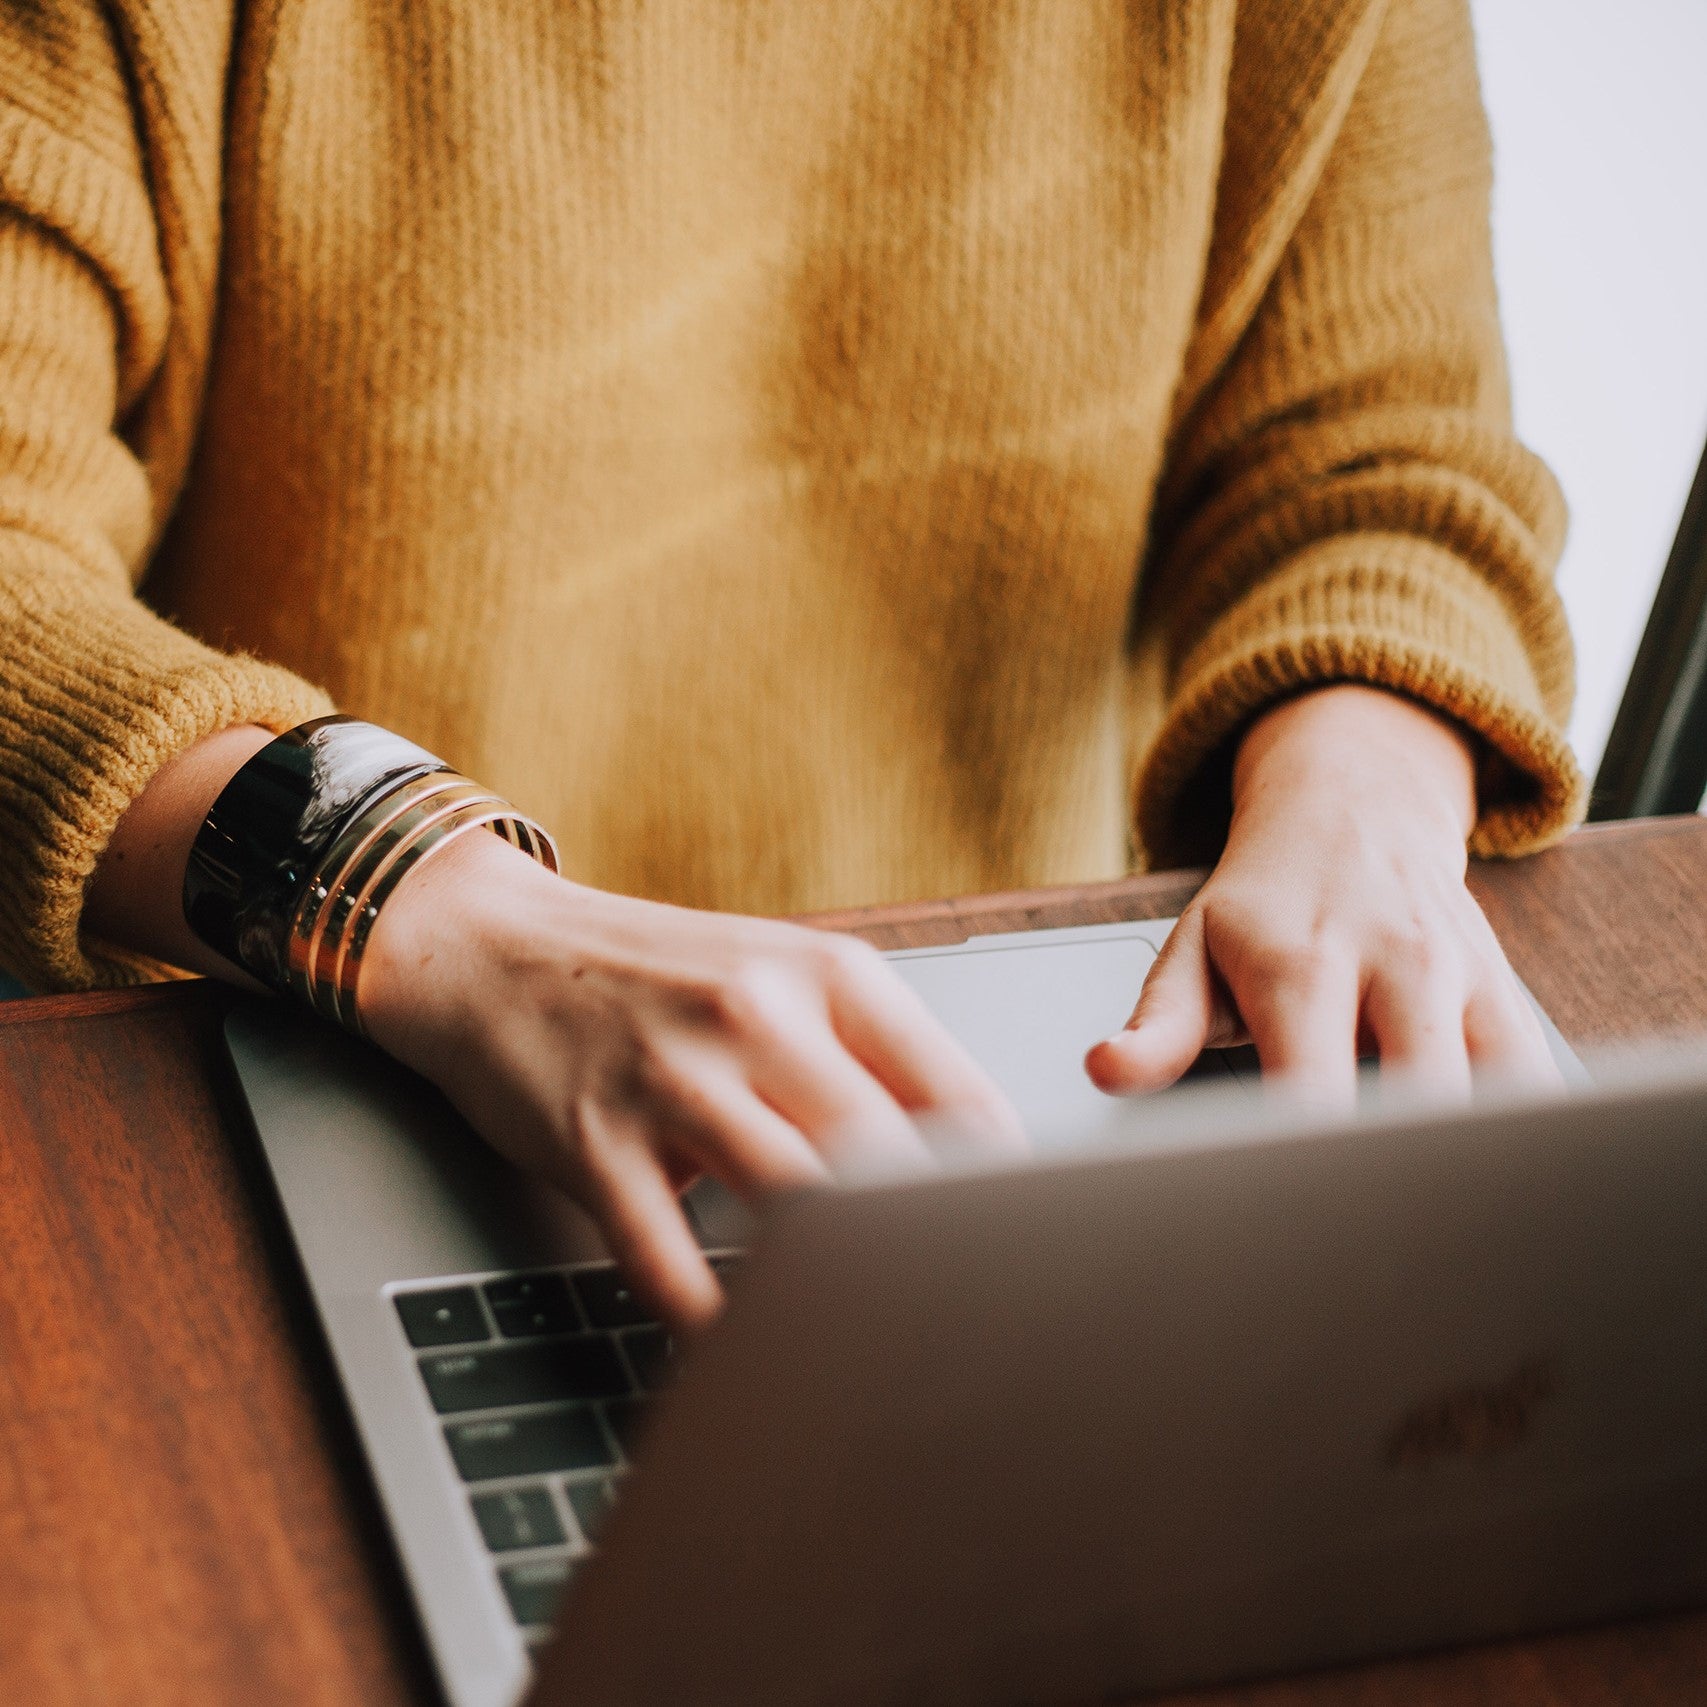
[0,0,1582,1330]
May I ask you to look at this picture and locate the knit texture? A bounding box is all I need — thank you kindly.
[0,0,1582,991]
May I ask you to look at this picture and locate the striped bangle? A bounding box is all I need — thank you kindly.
[183,716,558,1031]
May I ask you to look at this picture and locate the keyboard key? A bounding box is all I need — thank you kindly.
[602,1396,648,1457]
[446,1408,615,1481]
[571,1265,656,1329]
[471,1484,566,1552]
[1222,1044,1262,1082]
[1182,1050,1234,1083]
[419,1337,630,1414]
[500,1556,575,1627]
[483,1273,580,1338]
[394,1286,489,1348]
[620,1325,676,1392]
[566,1477,618,1545]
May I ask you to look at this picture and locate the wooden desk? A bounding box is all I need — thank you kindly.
[5,816,1707,1706]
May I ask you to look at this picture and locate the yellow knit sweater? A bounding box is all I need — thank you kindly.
[0,0,1582,992]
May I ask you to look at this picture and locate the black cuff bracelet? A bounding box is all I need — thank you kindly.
[183,717,450,993]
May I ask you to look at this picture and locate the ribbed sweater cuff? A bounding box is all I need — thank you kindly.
[0,556,333,991]
[1135,535,1587,869]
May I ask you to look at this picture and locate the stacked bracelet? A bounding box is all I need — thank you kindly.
[183,716,558,1034]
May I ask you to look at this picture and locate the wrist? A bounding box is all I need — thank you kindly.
[358,827,568,1059]
[171,715,560,1030]
[1232,684,1478,846]
[84,723,278,982]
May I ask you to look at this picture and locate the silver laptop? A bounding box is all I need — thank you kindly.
[225,917,1707,1707]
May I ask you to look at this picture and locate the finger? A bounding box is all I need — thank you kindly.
[654,1052,835,1199]
[1231,943,1360,1107]
[577,1116,722,1331]
[1085,909,1239,1093]
[1464,979,1563,1089]
[1450,904,1564,1088]
[751,1025,937,1180]
[825,944,1028,1153]
[1362,963,1472,1101]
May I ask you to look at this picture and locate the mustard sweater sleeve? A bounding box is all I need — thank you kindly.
[0,8,330,991]
[1133,0,1584,870]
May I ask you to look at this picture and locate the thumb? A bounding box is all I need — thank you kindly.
[1084,909,1239,1093]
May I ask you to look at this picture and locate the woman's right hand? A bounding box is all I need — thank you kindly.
[359,830,1025,1329]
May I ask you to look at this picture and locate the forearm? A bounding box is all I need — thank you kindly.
[82,724,276,982]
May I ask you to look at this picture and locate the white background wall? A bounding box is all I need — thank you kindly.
[1471,0,1707,785]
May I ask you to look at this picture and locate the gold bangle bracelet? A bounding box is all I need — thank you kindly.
[287,774,487,1013]
[323,799,523,1031]
[283,768,559,1035]
[289,774,492,1009]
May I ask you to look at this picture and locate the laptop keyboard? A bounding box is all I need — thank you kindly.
[390,1255,738,1640]
[384,1054,1259,1644]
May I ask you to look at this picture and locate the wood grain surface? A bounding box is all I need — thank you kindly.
[0,984,437,1705]
[2,817,1706,1706]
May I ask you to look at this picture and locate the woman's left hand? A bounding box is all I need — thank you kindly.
[1086,683,1560,1105]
